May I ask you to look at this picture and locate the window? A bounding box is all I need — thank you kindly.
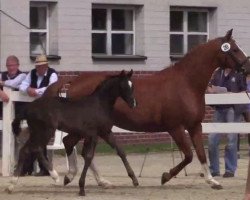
[30,2,58,58]
[170,8,209,56]
[92,6,135,56]
[30,4,49,55]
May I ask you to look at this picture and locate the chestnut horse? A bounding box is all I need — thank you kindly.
[45,29,250,189]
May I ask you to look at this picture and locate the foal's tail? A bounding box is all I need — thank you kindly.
[12,110,27,137]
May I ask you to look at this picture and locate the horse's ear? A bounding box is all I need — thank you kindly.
[120,70,126,77]
[127,69,133,78]
[224,29,233,41]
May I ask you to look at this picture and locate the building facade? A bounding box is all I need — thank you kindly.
[0,0,250,73]
[0,0,249,145]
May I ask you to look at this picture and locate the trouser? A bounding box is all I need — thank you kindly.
[208,107,242,174]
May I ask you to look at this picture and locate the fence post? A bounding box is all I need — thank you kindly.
[2,87,15,176]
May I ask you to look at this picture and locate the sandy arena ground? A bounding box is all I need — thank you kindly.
[0,151,248,200]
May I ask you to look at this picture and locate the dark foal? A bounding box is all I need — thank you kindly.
[7,70,138,196]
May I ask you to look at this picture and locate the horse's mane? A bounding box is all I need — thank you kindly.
[161,37,222,71]
[91,74,119,94]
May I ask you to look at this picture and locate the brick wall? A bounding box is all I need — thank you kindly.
[58,70,215,145]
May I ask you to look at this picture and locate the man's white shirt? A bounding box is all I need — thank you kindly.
[19,71,58,96]
[0,73,27,89]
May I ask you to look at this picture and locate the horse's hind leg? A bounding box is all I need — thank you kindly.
[63,134,79,185]
[188,124,222,190]
[6,142,31,193]
[89,160,113,188]
[100,132,139,187]
[79,136,97,196]
[162,127,193,185]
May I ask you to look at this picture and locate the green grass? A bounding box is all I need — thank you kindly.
[54,138,250,156]
[95,143,175,154]
[55,142,176,156]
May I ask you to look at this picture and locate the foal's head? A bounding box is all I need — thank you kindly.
[117,70,137,108]
[217,29,250,74]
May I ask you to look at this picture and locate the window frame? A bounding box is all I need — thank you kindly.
[92,5,136,56]
[170,8,209,57]
[30,3,49,55]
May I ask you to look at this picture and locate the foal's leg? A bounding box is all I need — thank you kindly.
[63,134,113,188]
[79,137,97,196]
[6,142,31,193]
[161,127,193,184]
[63,134,79,185]
[188,124,222,190]
[100,132,139,187]
[35,146,60,183]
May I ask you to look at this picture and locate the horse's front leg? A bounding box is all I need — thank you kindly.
[161,127,193,184]
[188,124,222,190]
[63,134,79,186]
[100,132,139,187]
[90,160,114,188]
[79,136,97,196]
[6,142,30,193]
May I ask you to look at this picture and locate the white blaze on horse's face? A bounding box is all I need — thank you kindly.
[128,80,132,89]
[236,42,247,57]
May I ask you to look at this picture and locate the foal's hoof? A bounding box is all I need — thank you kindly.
[133,179,139,187]
[211,184,223,190]
[161,172,171,185]
[79,190,85,196]
[64,176,70,186]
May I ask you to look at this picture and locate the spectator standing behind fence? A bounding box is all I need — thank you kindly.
[19,54,58,176]
[241,74,250,150]
[0,55,26,162]
[207,67,246,178]
[0,55,26,103]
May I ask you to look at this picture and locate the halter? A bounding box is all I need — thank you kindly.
[221,41,250,72]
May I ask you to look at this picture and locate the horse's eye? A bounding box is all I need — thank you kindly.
[233,49,239,53]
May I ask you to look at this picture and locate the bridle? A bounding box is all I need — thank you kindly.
[226,51,250,72]
[221,39,250,72]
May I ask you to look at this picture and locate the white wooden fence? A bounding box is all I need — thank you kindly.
[1,88,250,176]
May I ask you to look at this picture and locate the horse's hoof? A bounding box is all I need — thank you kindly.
[98,178,114,189]
[79,190,85,196]
[64,176,70,186]
[211,184,223,190]
[161,172,171,185]
[133,179,139,187]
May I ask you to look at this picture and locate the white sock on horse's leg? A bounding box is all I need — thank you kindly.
[201,163,222,188]
[6,176,19,193]
[65,148,78,182]
[90,160,113,188]
[49,169,60,183]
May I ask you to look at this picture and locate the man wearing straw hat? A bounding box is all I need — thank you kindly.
[19,54,58,176]
[19,54,58,97]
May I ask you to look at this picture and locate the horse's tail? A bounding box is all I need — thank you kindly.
[12,109,27,137]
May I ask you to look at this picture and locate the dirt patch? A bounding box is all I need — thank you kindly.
[0,151,248,200]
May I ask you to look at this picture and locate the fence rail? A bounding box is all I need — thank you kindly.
[1,88,250,176]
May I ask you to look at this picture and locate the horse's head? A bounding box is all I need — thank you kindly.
[118,69,137,108]
[217,29,250,74]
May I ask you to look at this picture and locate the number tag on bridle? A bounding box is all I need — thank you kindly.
[221,43,231,52]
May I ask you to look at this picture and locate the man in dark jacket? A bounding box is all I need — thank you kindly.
[207,67,246,178]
